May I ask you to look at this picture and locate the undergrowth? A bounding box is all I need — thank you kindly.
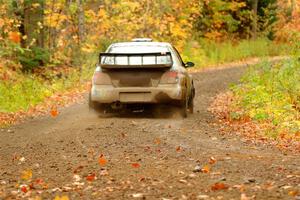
[183,38,289,67]
[231,52,300,138]
[0,53,96,113]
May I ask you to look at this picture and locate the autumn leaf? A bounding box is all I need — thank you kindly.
[86,173,96,182]
[35,178,44,185]
[32,3,40,8]
[98,155,107,166]
[0,19,4,28]
[288,190,298,197]
[50,107,59,118]
[154,138,161,145]
[211,182,229,191]
[54,195,70,200]
[21,169,32,181]
[8,32,21,43]
[176,146,182,152]
[20,185,28,193]
[209,156,217,165]
[201,165,210,173]
[131,163,140,168]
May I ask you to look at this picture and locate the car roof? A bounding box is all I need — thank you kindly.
[110,42,172,48]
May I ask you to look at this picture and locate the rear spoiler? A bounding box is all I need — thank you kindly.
[99,52,173,69]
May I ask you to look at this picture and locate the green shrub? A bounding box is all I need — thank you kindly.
[0,52,96,113]
[231,55,300,137]
[18,47,50,72]
[183,38,289,67]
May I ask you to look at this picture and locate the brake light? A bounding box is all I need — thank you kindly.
[92,71,111,85]
[160,71,179,84]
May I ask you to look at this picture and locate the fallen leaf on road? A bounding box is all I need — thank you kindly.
[35,178,44,185]
[211,183,229,191]
[282,185,292,190]
[241,193,255,200]
[132,193,144,198]
[50,107,59,118]
[288,190,298,197]
[209,157,217,164]
[197,194,209,199]
[179,179,188,184]
[176,146,182,152]
[154,138,161,144]
[21,169,32,180]
[98,155,107,166]
[73,174,81,182]
[20,185,28,193]
[86,173,96,182]
[19,157,26,162]
[131,163,140,168]
[201,165,210,173]
[54,195,70,200]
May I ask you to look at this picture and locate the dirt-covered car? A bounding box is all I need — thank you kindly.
[89,38,195,117]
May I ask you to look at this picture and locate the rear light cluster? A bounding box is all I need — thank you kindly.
[160,71,179,84]
[92,71,111,85]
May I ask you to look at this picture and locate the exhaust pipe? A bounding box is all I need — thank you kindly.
[111,101,123,110]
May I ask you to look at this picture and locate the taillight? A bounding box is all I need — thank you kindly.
[160,71,179,84]
[92,71,111,85]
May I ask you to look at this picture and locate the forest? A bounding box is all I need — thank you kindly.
[0,0,299,137]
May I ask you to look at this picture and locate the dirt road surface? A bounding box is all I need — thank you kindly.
[1,65,299,200]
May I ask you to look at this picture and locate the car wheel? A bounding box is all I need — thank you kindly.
[188,98,194,114]
[179,96,188,118]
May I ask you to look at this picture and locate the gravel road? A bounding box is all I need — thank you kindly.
[0,65,299,200]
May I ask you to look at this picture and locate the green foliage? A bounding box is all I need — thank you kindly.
[0,76,51,112]
[231,54,300,136]
[18,47,50,71]
[0,52,96,113]
[182,38,288,67]
[194,0,278,39]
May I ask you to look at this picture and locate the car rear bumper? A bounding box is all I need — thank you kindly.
[91,84,185,104]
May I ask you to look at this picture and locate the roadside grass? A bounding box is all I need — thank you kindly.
[182,38,289,67]
[0,53,96,113]
[230,54,300,138]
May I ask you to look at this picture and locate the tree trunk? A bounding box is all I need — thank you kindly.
[24,0,44,48]
[142,0,150,36]
[252,0,258,39]
[77,0,85,44]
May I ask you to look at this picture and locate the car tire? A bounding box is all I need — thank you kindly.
[188,98,194,114]
[179,96,188,118]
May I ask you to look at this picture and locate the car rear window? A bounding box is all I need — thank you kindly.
[106,45,171,65]
[109,45,169,53]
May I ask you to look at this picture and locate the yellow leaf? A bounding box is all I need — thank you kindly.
[0,19,4,28]
[21,169,32,181]
[32,3,40,8]
[54,195,69,200]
